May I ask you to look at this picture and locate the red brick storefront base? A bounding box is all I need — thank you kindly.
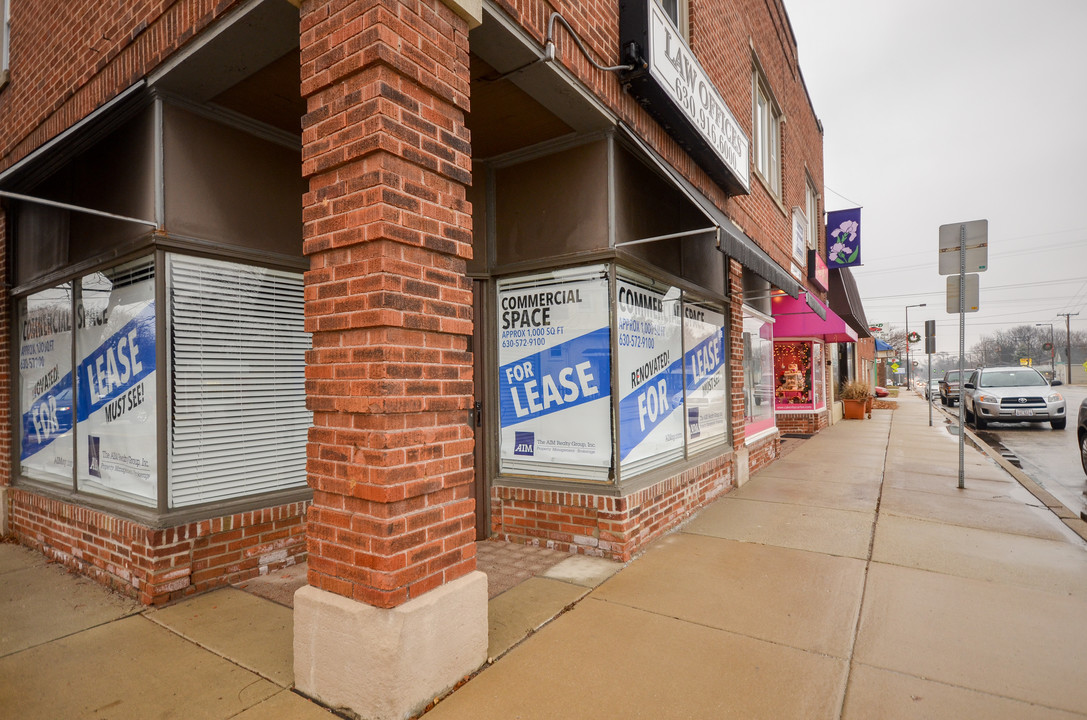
[490,454,734,562]
[746,432,781,477]
[776,410,830,436]
[7,487,307,605]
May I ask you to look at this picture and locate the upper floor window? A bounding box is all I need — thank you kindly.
[1,0,10,88]
[659,0,689,40]
[753,72,781,197]
[805,177,820,251]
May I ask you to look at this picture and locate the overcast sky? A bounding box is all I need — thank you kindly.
[782,0,1087,355]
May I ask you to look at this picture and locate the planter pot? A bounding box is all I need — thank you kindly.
[842,398,866,420]
[865,397,873,418]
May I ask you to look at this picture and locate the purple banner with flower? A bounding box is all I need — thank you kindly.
[826,208,861,268]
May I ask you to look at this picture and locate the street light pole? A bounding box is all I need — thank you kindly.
[905,303,927,387]
[1036,323,1054,379]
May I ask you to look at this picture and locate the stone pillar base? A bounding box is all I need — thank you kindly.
[734,447,751,487]
[293,571,488,720]
[0,486,8,536]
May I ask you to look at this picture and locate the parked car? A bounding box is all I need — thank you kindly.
[874,386,889,398]
[962,366,1066,430]
[938,368,975,406]
[1078,398,1087,475]
[925,378,940,400]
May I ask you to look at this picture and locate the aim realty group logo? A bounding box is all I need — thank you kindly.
[514,431,535,456]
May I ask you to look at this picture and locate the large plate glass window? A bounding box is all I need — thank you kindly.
[19,283,74,485]
[497,265,612,481]
[168,255,310,507]
[617,269,684,476]
[774,340,826,412]
[76,258,157,505]
[742,309,775,438]
[682,299,728,454]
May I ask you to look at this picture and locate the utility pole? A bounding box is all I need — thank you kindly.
[905,303,926,387]
[1058,312,1079,383]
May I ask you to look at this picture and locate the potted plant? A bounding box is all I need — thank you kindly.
[839,380,872,420]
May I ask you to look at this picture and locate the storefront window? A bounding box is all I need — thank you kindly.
[167,255,310,507]
[617,270,684,476]
[774,341,814,411]
[774,340,827,412]
[76,258,157,505]
[497,265,612,482]
[19,283,74,485]
[15,253,310,511]
[742,310,775,437]
[496,264,731,484]
[683,299,728,454]
[812,342,825,409]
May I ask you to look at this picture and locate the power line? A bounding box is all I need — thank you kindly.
[823,184,863,208]
[852,235,1087,276]
[860,276,1087,301]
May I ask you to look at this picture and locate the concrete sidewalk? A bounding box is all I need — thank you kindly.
[3,393,1087,719]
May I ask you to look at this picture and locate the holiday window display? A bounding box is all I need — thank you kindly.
[774,341,819,411]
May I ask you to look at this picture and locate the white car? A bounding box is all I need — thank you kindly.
[963,366,1066,430]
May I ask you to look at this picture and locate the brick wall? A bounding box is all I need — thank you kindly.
[728,258,748,451]
[0,0,243,172]
[8,488,307,605]
[776,410,829,436]
[746,432,779,476]
[300,0,478,609]
[491,453,733,562]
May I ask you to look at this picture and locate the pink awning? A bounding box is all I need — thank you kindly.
[771,292,858,343]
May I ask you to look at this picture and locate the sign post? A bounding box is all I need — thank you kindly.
[939,219,988,489]
[925,319,936,427]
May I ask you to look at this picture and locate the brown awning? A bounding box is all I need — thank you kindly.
[828,267,872,339]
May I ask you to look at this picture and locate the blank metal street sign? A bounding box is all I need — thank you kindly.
[938,219,988,274]
[946,273,979,312]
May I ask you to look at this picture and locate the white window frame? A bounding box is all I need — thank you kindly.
[752,71,782,198]
[805,176,820,252]
[658,0,690,41]
[1,0,10,88]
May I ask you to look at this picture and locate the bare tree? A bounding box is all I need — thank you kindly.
[968,325,1087,367]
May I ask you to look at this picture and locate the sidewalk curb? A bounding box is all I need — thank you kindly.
[929,399,1087,543]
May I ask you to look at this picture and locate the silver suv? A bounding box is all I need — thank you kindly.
[963,366,1066,430]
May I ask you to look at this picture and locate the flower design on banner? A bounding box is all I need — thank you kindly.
[829,220,859,264]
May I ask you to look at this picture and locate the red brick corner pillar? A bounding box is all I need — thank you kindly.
[0,210,10,536]
[293,1,485,717]
[727,258,751,486]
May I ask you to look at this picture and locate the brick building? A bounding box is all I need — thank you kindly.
[0,0,869,715]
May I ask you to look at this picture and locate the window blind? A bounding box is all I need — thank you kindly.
[167,255,310,507]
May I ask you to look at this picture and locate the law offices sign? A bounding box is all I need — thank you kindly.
[620,0,750,195]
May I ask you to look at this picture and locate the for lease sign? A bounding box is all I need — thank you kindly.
[497,267,612,479]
